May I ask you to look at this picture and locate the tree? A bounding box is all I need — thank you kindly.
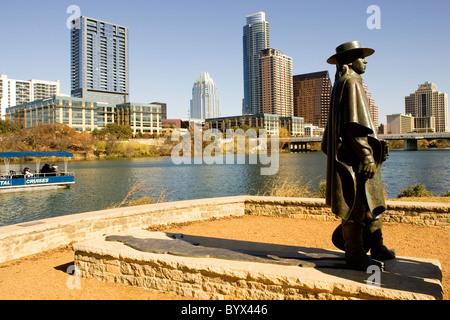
[0,134,29,152]
[24,124,76,151]
[101,124,133,140]
[278,127,290,149]
[24,124,51,151]
[52,124,77,150]
[0,120,20,135]
[104,134,120,155]
[77,132,97,157]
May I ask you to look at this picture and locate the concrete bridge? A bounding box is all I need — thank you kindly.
[283,132,450,152]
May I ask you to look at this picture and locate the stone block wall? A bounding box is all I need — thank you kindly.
[383,201,450,227]
[0,196,246,264]
[0,196,448,264]
[74,248,345,300]
[244,197,337,221]
[244,197,450,227]
[73,235,441,300]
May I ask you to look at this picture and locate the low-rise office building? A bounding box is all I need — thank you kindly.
[280,116,304,136]
[206,114,279,135]
[386,113,414,134]
[205,114,304,136]
[6,95,161,135]
[115,102,161,135]
[6,95,111,132]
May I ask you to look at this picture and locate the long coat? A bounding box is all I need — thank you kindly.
[321,68,386,221]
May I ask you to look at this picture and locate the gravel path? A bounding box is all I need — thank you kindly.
[0,215,448,300]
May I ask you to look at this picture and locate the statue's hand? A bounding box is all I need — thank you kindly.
[359,156,376,179]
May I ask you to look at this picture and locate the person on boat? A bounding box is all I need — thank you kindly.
[23,167,33,178]
[41,164,51,173]
[49,164,58,176]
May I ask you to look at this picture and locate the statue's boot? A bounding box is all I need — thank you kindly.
[342,220,375,270]
[368,219,396,261]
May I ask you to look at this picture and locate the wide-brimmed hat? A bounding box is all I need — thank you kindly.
[327,40,374,65]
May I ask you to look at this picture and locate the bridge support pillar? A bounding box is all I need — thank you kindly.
[404,139,418,151]
[289,142,309,153]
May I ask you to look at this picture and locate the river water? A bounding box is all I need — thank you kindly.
[0,150,449,226]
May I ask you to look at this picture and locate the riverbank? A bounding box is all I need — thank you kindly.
[5,137,450,163]
[0,214,448,300]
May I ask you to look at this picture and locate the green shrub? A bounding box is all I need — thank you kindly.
[95,141,106,153]
[397,184,434,198]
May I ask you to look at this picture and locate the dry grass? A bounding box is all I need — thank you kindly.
[258,178,449,204]
[256,177,327,199]
[108,183,171,208]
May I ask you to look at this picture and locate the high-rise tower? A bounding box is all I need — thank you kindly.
[259,49,293,117]
[70,16,128,104]
[405,82,448,132]
[363,83,379,128]
[242,11,269,115]
[190,72,220,119]
[293,71,332,128]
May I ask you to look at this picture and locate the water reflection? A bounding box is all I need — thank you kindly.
[0,150,449,226]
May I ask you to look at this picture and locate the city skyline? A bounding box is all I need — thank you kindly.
[1,0,449,125]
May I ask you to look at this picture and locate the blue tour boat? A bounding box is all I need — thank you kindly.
[0,151,75,192]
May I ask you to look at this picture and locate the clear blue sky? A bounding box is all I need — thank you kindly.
[1,0,449,124]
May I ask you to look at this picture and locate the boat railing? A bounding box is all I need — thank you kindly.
[0,171,75,180]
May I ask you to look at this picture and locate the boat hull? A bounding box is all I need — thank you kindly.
[0,176,74,193]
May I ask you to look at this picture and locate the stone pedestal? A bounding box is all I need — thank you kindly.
[73,229,442,300]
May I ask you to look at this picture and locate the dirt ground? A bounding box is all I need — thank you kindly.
[0,215,448,300]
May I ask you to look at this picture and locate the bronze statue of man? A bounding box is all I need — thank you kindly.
[322,41,395,270]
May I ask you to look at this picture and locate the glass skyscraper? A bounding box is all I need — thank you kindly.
[190,72,220,119]
[242,12,270,115]
[70,16,129,105]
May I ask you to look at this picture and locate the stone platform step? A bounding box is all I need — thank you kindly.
[72,229,442,300]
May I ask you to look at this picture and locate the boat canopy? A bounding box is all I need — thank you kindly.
[0,151,73,158]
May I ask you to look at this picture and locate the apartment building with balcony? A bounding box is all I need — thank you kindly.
[0,74,60,117]
[70,16,129,105]
[259,48,293,117]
